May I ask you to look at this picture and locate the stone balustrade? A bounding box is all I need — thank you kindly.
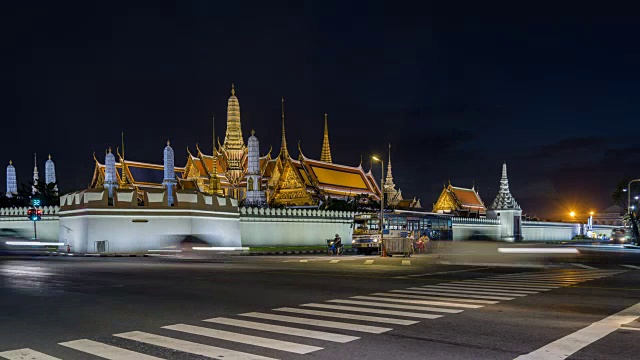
[0,206,60,217]
[239,207,354,219]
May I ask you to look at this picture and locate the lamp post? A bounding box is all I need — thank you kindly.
[628,179,640,214]
[372,156,386,257]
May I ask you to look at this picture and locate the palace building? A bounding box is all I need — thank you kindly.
[432,182,486,217]
[90,85,382,207]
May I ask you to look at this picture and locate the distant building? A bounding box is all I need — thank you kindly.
[6,160,17,197]
[592,205,624,226]
[433,182,486,217]
[486,163,522,241]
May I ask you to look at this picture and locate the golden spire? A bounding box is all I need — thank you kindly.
[209,115,222,195]
[231,83,235,96]
[119,131,129,188]
[9,160,12,165]
[320,113,332,163]
[279,96,289,159]
[167,140,170,146]
[48,154,51,160]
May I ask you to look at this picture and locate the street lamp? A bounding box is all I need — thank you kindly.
[627,179,640,214]
[372,156,386,257]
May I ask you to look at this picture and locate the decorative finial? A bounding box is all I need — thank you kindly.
[231,83,235,96]
[108,147,112,153]
[48,154,51,160]
[9,160,12,165]
[167,140,170,146]
[251,129,255,136]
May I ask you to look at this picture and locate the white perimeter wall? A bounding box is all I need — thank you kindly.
[522,221,579,241]
[239,207,355,247]
[0,206,60,241]
[452,218,501,241]
[60,210,241,253]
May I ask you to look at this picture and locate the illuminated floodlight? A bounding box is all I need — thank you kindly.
[569,211,575,217]
[372,156,381,162]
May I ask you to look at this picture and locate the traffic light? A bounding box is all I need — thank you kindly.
[27,208,42,221]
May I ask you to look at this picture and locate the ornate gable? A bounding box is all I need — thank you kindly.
[272,159,315,206]
[432,187,459,213]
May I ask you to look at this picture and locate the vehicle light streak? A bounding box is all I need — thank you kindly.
[5,241,64,246]
[498,248,579,254]
[192,247,249,251]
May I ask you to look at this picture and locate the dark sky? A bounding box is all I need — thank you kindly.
[2,1,640,219]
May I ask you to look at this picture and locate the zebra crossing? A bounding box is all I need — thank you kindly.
[0,269,623,360]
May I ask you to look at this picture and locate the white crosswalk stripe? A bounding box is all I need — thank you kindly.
[446,283,550,292]
[405,288,515,300]
[489,275,602,281]
[274,307,419,325]
[204,317,359,343]
[418,285,529,297]
[357,295,483,308]
[327,299,464,313]
[59,339,162,359]
[571,263,599,269]
[114,331,276,360]
[240,312,392,334]
[163,323,322,354]
[329,260,340,264]
[462,279,574,286]
[388,290,499,304]
[301,302,444,319]
[364,260,374,265]
[434,284,539,294]
[460,280,559,289]
[402,260,411,266]
[622,265,640,270]
[0,349,61,360]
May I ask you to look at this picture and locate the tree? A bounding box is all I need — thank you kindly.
[612,178,630,209]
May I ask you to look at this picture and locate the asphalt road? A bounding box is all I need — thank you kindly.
[1,250,639,359]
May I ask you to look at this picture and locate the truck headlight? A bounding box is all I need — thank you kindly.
[373,239,379,243]
[352,240,356,244]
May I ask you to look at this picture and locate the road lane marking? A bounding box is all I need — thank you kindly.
[434,284,539,294]
[364,260,374,265]
[464,279,574,286]
[239,312,391,334]
[461,280,559,289]
[620,326,640,331]
[329,260,340,264]
[300,260,308,263]
[59,339,162,359]
[0,349,61,360]
[447,283,550,292]
[274,307,419,325]
[163,324,322,354]
[405,288,515,300]
[402,260,411,266]
[515,301,640,359]
[622,265,640,270]
[384,291,499,304]
[301,303,444,319]
[393,266,494,278]
[489,275,603,281]
[114,331,275,360]
[204,317,359,343]
[494,271,619,277]
[327,299,463,314]
[361,295,483,308]
[570,263,599,269]
[419,285,528,297]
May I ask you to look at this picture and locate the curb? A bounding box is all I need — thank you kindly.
[48,253,150,257]
[247,249,357,256]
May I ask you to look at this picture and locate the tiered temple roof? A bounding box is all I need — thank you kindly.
[433,183,486,217]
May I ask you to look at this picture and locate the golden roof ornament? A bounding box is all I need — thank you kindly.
[320,113,332,163]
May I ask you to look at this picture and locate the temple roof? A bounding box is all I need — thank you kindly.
[450,186,485,208]
[299,153,380,198]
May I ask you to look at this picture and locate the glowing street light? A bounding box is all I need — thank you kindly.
[570,211,575,218]
[371,155,386,257]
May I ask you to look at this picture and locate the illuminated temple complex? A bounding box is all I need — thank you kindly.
[89,85,383,207]
[432,182,486,217]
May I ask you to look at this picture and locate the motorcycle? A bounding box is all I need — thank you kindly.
[326,239,344,255]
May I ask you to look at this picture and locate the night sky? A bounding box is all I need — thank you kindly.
[2,2,640,219]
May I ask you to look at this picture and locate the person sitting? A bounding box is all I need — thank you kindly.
[334,234,342,255]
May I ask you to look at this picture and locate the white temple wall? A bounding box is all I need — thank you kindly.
[0,206,60,241]
[452,218,501,241]
[521,221,580,241]
[59,212,241,253]
[239,207,355,247]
